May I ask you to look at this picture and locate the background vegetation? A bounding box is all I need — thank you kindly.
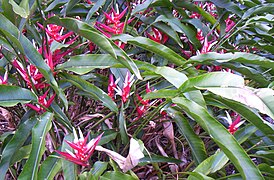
[0,0,274,179]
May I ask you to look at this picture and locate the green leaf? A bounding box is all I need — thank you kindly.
[50,40,70,52]
[184,90,207,108]
[187,53,271,86]
[139,155,182,164]
[188,52,274,70]
[37,154,62,180]
[18,112,53,180]
[205,94,274,141]
[0,117,37,180]
[172,97,263,179]
[98,130,118,146]
[258,163,274,178]
[204,87,274,121]
[58,54,155,77]
[61,73,118,113]
[8,0,29,18]
[119,104,129,144]
[0,28,24,53]
[174,2,218,30]
[65,0,80,16]
[188,151,228,180]
[57,54,121,73]
[179,72,244,92]
[154,66,188,88]
[167,108,207,164]
[45,0,67,12]
[61,134,77,180]
[131,0,154,15]
[101,171,137,180]
[255,88,274,120]
[155,14,201,49]
[85,0,106,21]
[10,145,32,165]
[153,22,184,48]
[144,89,178,100]
[0,85,37,107]
[2,0,16,24]
[112,34,186,66]
[90,161,108,179]
[187,172,214,180]
[242,3,274,20]
[210,0,243,17]
[51,101,73,132]
[188,124,257,179]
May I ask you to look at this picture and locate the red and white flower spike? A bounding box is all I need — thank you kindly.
[225,111,245,134]
[37,23,75,44]
[95,6,134,48]
[136,82,152,106]
[115,71,134,103]
[198,36,217,54]
[108,73,120,100]
[146,28,169,44]
[225,16,236,33]
[0,70,8,84]
[56,128,103,166]
[26,89,56,113]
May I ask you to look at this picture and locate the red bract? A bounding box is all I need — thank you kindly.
[108,74,119,100]
[95,7,133,48]
[39,40,82,70]
[146,28,168,44]
[37,23,75,44]
[136,83,153,118]
[136,82,152,106]
[12,60,48,89]
[196,29,204,41]
[0,71,8,84]
[26,89,56,113]
[56,128,103,166]
[225,112,245,134]
[115,71,134,103]
[85,0,93,4]
[225,17,236,33]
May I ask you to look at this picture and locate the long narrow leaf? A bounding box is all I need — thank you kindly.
[61,73,118,113]
[188,52,274,70]
[0,117,37,180]
[37,154,62,180]
[172,97,263,179]
[205,94,274,141]
[179,72,244,92]
[18,112,53,180]
[203,87,274,121]
[61,134,77,180]
[113,34,186,66]
[119,104,129,144]
[188,124,258,179]
[167,108,207,164]
[0,85,37,107]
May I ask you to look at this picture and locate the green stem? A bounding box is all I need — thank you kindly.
[89,111,116,130]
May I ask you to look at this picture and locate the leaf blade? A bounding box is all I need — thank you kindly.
[172,97,263,179]
[18,112,53,180]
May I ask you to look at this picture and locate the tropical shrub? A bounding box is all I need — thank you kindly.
[0,0,274,179]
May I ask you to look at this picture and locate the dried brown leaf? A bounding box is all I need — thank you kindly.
[95,138,144,172]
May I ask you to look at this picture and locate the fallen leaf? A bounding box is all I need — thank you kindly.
[95,138,144,172]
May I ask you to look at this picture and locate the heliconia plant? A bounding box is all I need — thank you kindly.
[0,0,274,179]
